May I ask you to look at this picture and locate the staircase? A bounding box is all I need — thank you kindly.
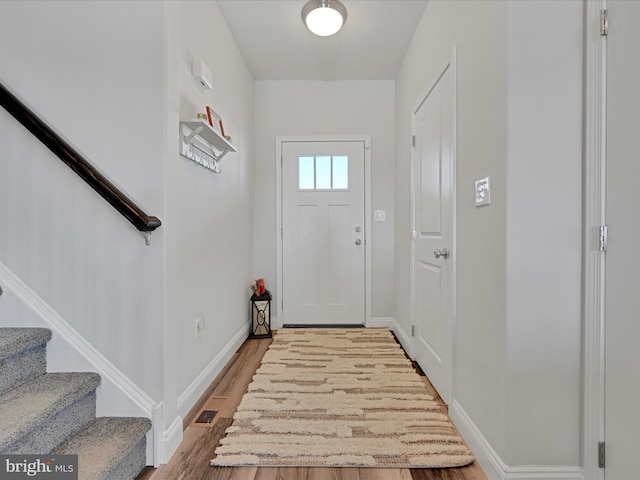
[0,327,151,479]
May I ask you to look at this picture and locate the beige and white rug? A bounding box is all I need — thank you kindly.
[211,328,475,468]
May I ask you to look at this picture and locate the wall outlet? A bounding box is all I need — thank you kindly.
[195,314,205,340]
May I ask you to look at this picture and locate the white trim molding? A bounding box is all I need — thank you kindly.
[450,399,506,480]
[157,413,184,465]
[583,1,606,480]
[0,260,159,463]
[177,320,250,416]
[505,466,584,480]
[370,316,394,329]
[390,319,412,358]
[166,321,251,465]
[450,400,584,480]
[151,403,164,467]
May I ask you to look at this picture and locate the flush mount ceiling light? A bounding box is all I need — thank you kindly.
[301,0,347,37]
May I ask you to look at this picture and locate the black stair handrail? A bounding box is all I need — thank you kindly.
[0,82,161,233]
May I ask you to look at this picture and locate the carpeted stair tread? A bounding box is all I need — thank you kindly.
[53,416,151,480]
[0,372,101,452]
[0,328,52,361]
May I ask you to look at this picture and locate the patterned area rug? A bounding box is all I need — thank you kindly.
[211,328,475,468]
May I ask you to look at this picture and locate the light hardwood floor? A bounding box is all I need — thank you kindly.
[141,334,487,480]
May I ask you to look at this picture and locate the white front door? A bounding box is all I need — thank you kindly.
[604,1,640,477]
[411,58,455,405]
[281,140,366,326]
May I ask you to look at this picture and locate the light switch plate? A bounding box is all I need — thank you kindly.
[475,177,491,207]
[374,210,386,222]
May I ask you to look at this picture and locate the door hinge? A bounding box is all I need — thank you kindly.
[281,227,283,239]
[599,225,608,252]
[598,441,605,469]
[412,135,416,147]
[411,325,415,337]
[600,9,608,36]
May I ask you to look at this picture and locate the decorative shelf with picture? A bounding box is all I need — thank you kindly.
[179,107,236,173]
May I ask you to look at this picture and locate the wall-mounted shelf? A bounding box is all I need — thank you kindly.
[179,119,237,173]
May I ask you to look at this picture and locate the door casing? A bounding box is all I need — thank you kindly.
[276,135,372,329]
[583,1,606,479]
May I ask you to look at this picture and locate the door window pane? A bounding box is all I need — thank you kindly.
[299,156,315,189]
[316,156,332,189]
[332,156,348,189]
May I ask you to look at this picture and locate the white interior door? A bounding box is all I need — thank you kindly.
[411,60,455,404]
[282,140,365,326]
[604,1,640,477]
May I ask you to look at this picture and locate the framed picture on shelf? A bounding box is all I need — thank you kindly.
[205,106,225,137]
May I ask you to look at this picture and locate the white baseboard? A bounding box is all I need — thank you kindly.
[157,413,184,465]
[450,400,583,480]
[369,316,394,328]
[450,399,507,480]
[176,321,249,417]
[390,319,413,358]
[505,466,583,480]
[151,403,163,466]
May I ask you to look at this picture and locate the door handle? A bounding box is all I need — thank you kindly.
[355,239,362,246]
[433,248,449,259]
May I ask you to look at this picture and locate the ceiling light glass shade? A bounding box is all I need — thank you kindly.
[302,0,347,37]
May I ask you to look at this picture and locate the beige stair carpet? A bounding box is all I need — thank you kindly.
[212,328,475,468]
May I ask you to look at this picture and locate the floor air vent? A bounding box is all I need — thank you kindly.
[190,396,228,428]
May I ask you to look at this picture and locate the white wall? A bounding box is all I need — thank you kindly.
[163,0,255,432]
[0,0,166,401]
[504,0,582,466]
[0,0,255,463]
[395,0,583,472]
[253,81,395,320]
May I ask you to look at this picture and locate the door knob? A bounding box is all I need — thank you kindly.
[433,248,449,259]
[355,239,362,246]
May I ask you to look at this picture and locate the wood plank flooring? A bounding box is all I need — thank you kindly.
[141,334,487,480]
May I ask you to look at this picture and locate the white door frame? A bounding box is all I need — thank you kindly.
[275,135,372,329]
[409,48,457,387]
[583,1,606,479]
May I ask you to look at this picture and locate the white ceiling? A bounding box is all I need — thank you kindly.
[216,0,428,81]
